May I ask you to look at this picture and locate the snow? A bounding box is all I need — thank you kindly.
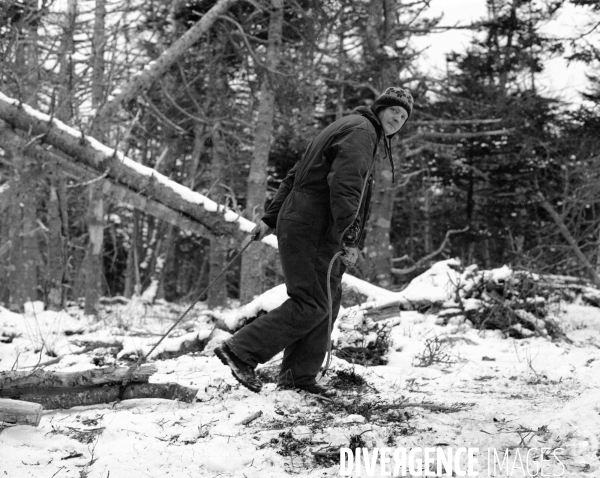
[1,264,600,477]
[398,258,462,303]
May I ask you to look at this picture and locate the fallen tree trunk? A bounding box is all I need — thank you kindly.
[0,398,43,426]
[0,364,157,391]
[1,382,198,410]
[0,122,212,237]
[0,100,238,238]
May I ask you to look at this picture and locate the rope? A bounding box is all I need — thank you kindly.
[117,237,255,399]
[319,167,373,380]
[320,250,343,379]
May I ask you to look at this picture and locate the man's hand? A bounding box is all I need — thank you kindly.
[251,222,273,241]
[340,244,358,268]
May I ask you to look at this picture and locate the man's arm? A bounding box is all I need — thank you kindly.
[261,161,299,229]
[326,125,377,243]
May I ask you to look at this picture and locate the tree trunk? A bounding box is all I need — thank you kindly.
[423,185,432,255]
[84,184,104,315]
[0,95,237,238]
[91,0,107,111]
[7,153,40,311]
[0,121,213,238]
[46,0,77,310]
[207,127,230,307]
[124,211,142,298]
[83,0,108,315]
[240,0,283,302]
[5,0,41,312]
[361,0,401,288]
[46,176,66,310]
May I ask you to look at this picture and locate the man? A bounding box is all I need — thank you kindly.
[215,87,413,396]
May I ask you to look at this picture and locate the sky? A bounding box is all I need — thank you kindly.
[414,0,592,105]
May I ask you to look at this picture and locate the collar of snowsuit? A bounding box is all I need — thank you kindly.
[351,106,398,183]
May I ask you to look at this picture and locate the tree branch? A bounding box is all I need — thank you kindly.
[391,227,469,276]
[536,191,600,287]
[94,0,240,125]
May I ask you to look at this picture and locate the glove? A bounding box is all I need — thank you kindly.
[250,222,273,241]
[340,244,359,268]
[342,221,360,246]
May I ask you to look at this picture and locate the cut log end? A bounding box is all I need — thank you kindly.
[0,398,43,427]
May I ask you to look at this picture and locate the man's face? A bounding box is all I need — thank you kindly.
[377,106,409,136]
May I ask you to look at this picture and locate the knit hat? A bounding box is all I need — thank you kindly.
[371,86,414,121]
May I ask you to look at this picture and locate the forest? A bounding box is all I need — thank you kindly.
[1,0,600,314]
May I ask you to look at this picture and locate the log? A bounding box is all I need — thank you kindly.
[237,410,263,426]
[0,99,238,237]
[0,398,43,426]
[0,116,235,238]
[0,364,157,391]
[341,297,443,323]
[2,382,198,410]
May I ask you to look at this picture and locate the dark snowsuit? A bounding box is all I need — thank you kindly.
[226,106,384,387]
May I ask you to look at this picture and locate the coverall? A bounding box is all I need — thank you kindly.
[226,106,384,387]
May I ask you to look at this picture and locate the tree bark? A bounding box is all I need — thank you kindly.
[7,152,40,311]
[84,184,104,315]
[0,364,157,390]
[2,383,197,410]
[361,0,401,288]
[0,364,197,409]
[5,0,41,312]
[83,0,108,315]
[46,175,66,310]
[45,0,77,310]
[240,0,283,302]
[207,127,230,307]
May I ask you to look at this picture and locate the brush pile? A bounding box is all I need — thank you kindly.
[335,260,594,357]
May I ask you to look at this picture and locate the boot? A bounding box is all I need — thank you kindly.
[214,343,262,393]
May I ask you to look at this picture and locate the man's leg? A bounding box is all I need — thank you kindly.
[225,214,328,369]
[226,291,330,367]
[278,280,342,387]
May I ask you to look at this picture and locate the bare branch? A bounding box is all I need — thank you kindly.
[94,0,240,124]
[391,227,469,276]
[407,129,514,142]
[536,191,600,287]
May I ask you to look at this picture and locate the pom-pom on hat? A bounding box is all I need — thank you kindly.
[371,86,413,120]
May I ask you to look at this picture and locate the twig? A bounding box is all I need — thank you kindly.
[391,227,469,275]
[237,410,263,426]
[312,446,339,458]
[301,391,334,403]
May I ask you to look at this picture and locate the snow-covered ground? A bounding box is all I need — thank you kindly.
[1,263,599,478]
